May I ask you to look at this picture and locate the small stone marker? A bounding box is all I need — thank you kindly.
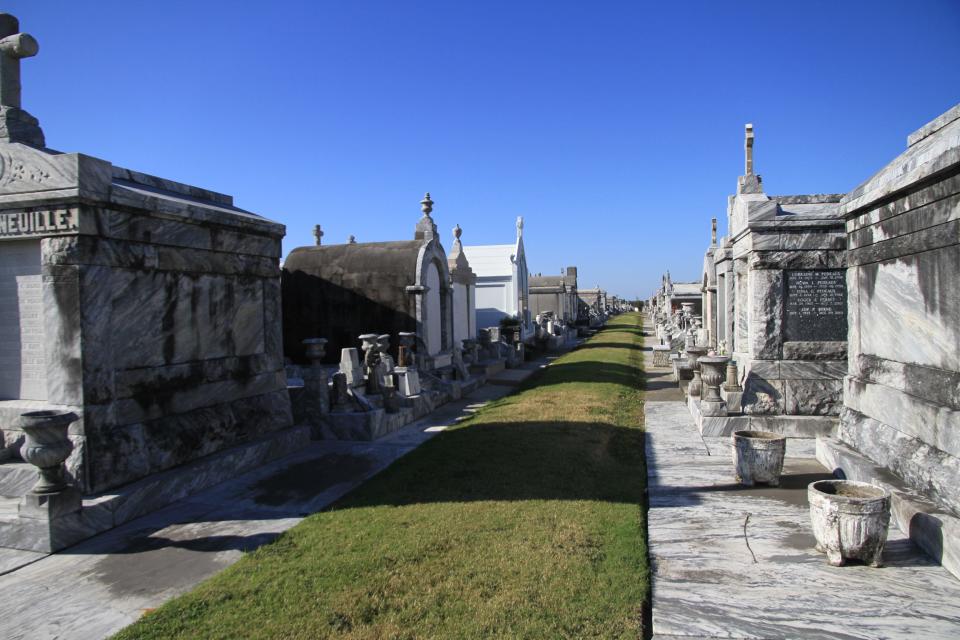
[339,348,364,387]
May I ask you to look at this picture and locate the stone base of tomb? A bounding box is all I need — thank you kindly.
[816,435,960,581]
[320,386,451,441]
[471,358,506,378]
[687,394,837,438]
[0,424,310,553]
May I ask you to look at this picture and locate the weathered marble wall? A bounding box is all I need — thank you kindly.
[837,104,960,515]
[0,143,292,494]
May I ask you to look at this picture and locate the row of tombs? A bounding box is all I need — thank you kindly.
[649,107,960,579]
[0,13,634,553]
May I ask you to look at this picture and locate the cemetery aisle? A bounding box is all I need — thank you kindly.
[114,314,649,639]
[643,325,960,639]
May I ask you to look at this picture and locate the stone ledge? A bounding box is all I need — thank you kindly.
[0,424,309,553]
[688,395,837,438]
[817,436,960,581]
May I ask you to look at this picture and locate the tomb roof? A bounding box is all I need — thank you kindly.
[284,239,427,283]
[840,102,960,217]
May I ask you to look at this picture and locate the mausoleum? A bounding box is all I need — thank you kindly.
[282,194,455,370]
[817,103,960,579]
[0,13,296,550]
[702,124,847,438]
[462,216,533,342]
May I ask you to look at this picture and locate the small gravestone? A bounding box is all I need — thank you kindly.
[339,348,364,388]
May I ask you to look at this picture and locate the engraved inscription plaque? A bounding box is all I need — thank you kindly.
[784,270,847,342]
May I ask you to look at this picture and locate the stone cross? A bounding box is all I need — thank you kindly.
[744,123,754,175]
[313,224,323,246]
[516,216,524,239]
[0,14,39,110]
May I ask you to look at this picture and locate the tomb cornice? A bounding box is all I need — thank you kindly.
[840,113,960,218]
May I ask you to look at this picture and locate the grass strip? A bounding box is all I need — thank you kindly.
[114,312,648,639]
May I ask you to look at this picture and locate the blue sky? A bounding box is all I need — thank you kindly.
[7,1,960,299]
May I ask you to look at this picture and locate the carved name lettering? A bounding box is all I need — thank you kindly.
[0,208,78,239]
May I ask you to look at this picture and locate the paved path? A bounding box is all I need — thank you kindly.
[642,331,960,639]
[0,381,525,640]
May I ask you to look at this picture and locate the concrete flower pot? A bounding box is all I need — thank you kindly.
[732,430,786,486]
[19,410,78,494]
[808,480,891,567]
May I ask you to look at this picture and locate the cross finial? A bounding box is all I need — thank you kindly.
[420,192,433,217]
[313,224,324,246]
[0,14,38,110]
[744,123,754,175]
[516,216,524,239]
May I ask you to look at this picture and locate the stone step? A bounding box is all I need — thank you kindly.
[817,436,960,581]
[0,462,38,498]
[688,395,837,438]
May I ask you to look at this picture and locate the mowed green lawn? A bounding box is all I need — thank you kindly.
[115,313,649,639]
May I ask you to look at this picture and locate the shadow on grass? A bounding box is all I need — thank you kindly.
[575,341,646,351]
[342,421,647,509]
[520,360,642,389]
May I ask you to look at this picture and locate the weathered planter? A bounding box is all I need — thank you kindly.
[699,355,730,416]
[732,430,786,486]
[19,410,78,494]
[808,480,891,567]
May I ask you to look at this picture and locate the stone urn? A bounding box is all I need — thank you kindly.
[732,430,786,486]
[808,480,891,567]
[686,346,708,396]
[698,355,730,416]
[302,338,327,366]
[19,410,78,494]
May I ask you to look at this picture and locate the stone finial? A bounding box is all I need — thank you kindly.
[711,218,717,246]
[415,192,438,241]
[348,234,356,244]
[313,224,323,246]
[744,123,754,175]
[453,223,462,241]
[0,14,44,147]
[516,216,524,239]
[420,192,433,217]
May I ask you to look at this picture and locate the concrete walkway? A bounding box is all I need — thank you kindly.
[643,332,960,639]
[0,358,549,640]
